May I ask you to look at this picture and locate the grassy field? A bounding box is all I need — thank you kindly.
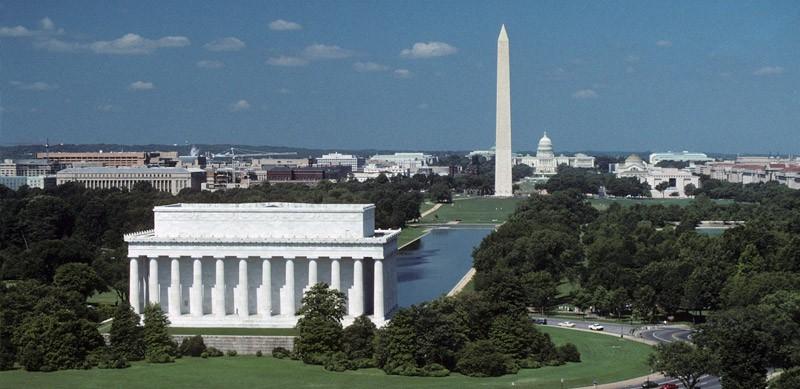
[397,226,430,248]
[420,197,524,224]
[0,327,653,389]
[88,291,121,305]
[589,197,734,211]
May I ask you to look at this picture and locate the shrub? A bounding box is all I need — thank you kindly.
[200,352,208,359]
[93,348,130,369]
[556,343,581,363]
[206,347,223,357]
[256,350,263,357]
[143,304,176,363]
[272,347,291,359]
[19,342,45,372]
[351,357,376,369]
[109,302,144,361]
[545,359,565,366]
[422,363,451,377]
[178,335,206,357]
[518,358,543,369]
[226,350,237,357]
[323,351,352,372]
[342,315,376,360]
[456,340,516,377]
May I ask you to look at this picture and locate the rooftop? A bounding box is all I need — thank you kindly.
[155,202,374,213]
[58,167,192,174]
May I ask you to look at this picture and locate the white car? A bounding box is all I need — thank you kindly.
[558,321,576,328]
[588,323,604,331]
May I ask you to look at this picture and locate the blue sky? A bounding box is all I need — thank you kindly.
[1,1,798,153]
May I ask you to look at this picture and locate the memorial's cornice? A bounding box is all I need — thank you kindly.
[124,228,400,246]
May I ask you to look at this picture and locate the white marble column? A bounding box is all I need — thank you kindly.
[148,257,159,305]
[129,257,140,314]
[190,258,203,317]
[349,258,364,316]
[280,258,295,316]
[237,258,249,318]
[168,258,181,316]
[259,258,271,318]
[212,258,225,317]
[308,257,318,288]
[373,258,384,320]
[330,257,341,291]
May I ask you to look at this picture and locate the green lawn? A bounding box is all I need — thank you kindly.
[420,197,524,224]
[0,327,652,389]
[397,226,430,248]
[419,201,437,215]
[589,197,734,211]
[88,291,121,305]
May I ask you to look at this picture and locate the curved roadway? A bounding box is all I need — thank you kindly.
[541,318,721,389]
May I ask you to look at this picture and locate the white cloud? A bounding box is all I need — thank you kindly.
[203,37,245,52]
[353,61,389,72]
[393,69,412,78]
[266,55,308,66]
[400,41,457,59]
[11,81,58,91]
[229,99,251,112]
[572,89,598,99]
[196,60,225,69]
[302,43,353,60]
[34,34,189,54]
[0,25,34,37]
[656,40,673,47]
[39,17,55,31]
[269,19,302,31]
[129,81,155,91]
[753,66,784,76]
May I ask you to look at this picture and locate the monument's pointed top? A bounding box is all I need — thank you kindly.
[499,24,508,41]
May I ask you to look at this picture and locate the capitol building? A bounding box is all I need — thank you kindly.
[125,202,399,328]
[516,132,596,177]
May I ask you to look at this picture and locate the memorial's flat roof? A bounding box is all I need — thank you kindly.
[125,228,399,244]
[155,202,375,212]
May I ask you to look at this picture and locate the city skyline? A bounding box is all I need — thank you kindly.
[1,1,798,153]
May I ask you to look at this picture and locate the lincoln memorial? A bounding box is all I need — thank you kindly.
[124,202,399,327]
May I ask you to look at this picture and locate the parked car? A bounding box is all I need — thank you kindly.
[557,321,575,328]
[588,323,604,331]
[640,381,659,388]
[659,384,678,389]
[532,318,548,325]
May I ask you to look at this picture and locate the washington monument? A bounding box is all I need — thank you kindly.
[494,24,513,197]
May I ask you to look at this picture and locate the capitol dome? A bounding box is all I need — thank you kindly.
[624,154,646,168]
[536,132,554,157]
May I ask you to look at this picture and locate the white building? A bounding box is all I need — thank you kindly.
[516,132,596,176]
[315,153,360,171]
[613,154,700,197]
[56,167,204,195]
[649,151,713,165]
[0,175,56,190]
[125,202,399,328]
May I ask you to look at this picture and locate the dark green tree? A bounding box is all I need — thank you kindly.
[109,302,144,361]
[294,283,346,364]
[648,342,715,389]
[142,304,176,363]
[54,262,106,299]
[429,183,452,203]
[341,315,376,361]
[456,339,516,377]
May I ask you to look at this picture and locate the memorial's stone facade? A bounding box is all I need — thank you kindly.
[125,203,399,327]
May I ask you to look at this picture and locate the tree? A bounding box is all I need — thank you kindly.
[429,183,452,204]
[771,367,800,389]
[489,314,556,362]
[655,181,670,198]
[142,304,176,363]
[648,342,715,389]
[294,283,346,364]
[341,315,376,361]
[522,271,558,315]
[53,262,106,299]
[684,183,697,197]
[695,306,774,389]
[109,302,144,361]
[455,340,516,377]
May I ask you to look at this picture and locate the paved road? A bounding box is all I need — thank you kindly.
[540,318,721,389]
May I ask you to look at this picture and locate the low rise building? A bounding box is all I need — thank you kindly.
[1,159,63,176]
[0,175,56,190]
[56,167,204,195]
[613,154,700,197]
[314,152,361,171]
[39,151,178,167]
[649,151,713,165]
